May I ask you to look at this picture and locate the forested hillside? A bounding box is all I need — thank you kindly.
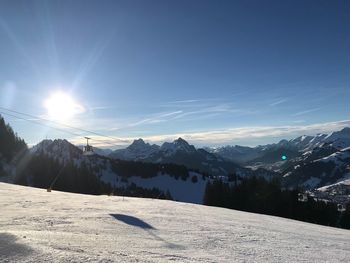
[0,115,27,179]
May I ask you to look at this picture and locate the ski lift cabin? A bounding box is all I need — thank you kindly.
[298,193,308,202]
[83,137,94,156]
[337,204,346,212]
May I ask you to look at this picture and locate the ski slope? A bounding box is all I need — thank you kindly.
[1,183,349,262]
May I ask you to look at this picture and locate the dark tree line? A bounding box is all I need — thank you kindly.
[15,154,174,199]
[111,160,191,181]
[112,183,173,200]
[0,115,28,177]
[16,154,111,194]
[204,176,350,229]
[0,116,27,161]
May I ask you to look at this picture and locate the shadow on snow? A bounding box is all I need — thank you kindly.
[0,233,34,260]
[109,214,184,250]
[110,214,155,229]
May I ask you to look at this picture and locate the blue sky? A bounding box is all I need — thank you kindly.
[1,0,350,148]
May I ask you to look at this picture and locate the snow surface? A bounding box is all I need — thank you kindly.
[98,170,208,204]
[302,176,322,188]
[125,172,207,204]
[1,183,350,263]
[316,147,350,165]
[317,175,350,192]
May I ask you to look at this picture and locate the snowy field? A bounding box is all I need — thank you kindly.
[1,183,349,263]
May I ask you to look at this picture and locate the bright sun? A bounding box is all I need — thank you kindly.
[44,91,84,121]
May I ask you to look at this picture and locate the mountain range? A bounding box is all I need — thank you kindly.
[109,128,350,169]
[109,137,277,179]
[208,128,350,166]
[1,112,350,204]
[107,127,350,202]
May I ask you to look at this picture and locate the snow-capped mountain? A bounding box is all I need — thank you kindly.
[207,140,302,169]
[281,147,350,189]
[110,138,160,161]
[210,127,350,167]
[110,138,277,179]
[31,139,82,162]
[24,139,209,204]
[160,137,196,154]
[289,133,328,151]
[324,127,350,149]
[203,127,350,202]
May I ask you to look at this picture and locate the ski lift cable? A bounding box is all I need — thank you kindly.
[0,106,126,143]
[0,110,125,148]
[0,110,81,137]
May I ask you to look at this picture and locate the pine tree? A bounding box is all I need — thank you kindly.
[0,115,27,161]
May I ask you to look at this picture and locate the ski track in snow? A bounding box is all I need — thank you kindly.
[1,183,349,263]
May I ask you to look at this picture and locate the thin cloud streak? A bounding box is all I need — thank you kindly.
[270,98,288,106]
[107,104,254,131]
[89,106,115,111]
[171,104,254,120]
[292,108,321,116]
[126,110,183,127]
[161,98,224,108]
[166,99,199,104]
[79,101,261,135]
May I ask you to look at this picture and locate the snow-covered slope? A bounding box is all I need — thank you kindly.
[281,147,350,190]
[311,176,350,204]
[324,127,350,149]
[1,182,349,263]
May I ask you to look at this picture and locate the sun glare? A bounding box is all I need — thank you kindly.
[44,91,84,121]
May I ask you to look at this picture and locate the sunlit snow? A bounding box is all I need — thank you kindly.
[1,183,349,262]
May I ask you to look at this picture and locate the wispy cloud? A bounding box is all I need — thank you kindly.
[166,99,199,104]
[139,119,350,145]
[128,110,183,127]
[171,104,254,120]
[75,100,260,136]
[161,98,224,108]
[292,120,306,123]
[270,98,288,106]
[122,104,256,129]
[69,119,350,148]
[292,108,321,116]
[89,106,115,111]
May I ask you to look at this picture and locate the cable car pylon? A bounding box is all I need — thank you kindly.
[83,137,94,156]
